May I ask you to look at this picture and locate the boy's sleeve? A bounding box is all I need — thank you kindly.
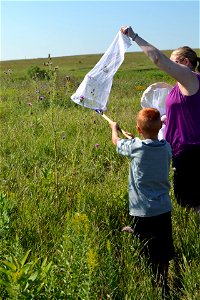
[116,138,137,157]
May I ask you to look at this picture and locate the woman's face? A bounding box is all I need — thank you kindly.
[170,53,185,65]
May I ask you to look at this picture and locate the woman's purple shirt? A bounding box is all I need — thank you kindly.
[165,73,200,156]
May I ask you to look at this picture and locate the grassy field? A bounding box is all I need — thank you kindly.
[0,50,200,300]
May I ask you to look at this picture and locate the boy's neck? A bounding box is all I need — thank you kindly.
[142,133,158,140]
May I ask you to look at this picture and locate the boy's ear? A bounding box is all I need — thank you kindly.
[137,125,142,134]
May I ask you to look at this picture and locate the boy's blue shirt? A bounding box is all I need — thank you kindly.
[117,137,172,217]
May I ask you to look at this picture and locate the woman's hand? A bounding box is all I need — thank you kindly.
[120,26,137,40]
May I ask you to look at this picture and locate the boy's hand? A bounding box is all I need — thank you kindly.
[110,121,133,140]
[161,114,167,125]
[123,131,134,139]
[109,121,119,130]
[110,122,134,139]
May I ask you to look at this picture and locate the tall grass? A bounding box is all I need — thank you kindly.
[0,52,200,299]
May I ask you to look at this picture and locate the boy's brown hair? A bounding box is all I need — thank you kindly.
[137,108,161,134]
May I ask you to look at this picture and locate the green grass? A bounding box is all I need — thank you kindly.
[0,51,200,299]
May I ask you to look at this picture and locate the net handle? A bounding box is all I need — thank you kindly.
[101,113,132,139]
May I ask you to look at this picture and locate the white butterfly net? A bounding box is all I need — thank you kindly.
[71,31,131,111]
[141,82,172,139]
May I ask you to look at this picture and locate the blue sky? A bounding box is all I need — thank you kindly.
[1,0,199,61]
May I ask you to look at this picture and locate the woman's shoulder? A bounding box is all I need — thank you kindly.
[194,72,200,79]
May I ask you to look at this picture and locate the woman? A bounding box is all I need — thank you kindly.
[121,26,200,211]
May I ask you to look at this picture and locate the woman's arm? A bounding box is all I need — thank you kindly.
[121,26,199,96]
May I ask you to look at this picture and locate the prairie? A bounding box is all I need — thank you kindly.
[0,50,200,299]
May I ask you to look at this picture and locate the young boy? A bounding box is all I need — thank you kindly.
[110,108,174,296]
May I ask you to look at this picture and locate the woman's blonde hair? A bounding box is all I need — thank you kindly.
[172,46,200,72]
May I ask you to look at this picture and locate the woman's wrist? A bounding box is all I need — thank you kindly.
[131,32,138,41]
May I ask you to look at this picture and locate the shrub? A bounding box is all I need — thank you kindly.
[27,66,52,80]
